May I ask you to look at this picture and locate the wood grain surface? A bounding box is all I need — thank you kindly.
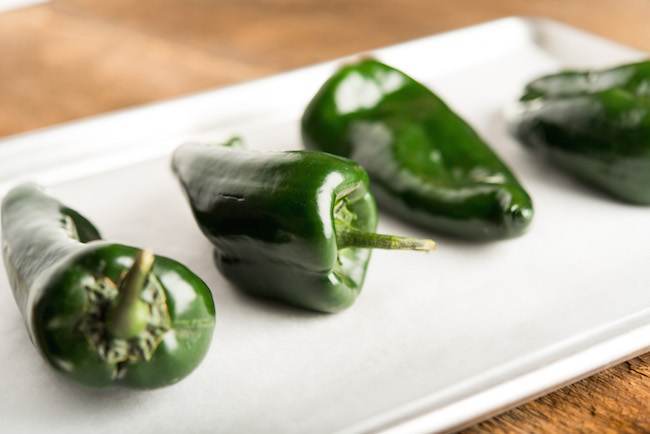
[3,0,650,432]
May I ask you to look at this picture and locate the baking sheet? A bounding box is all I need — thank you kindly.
[0,17,648,434]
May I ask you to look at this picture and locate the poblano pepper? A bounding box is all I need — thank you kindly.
[509,60,650,204]
[171,139,435,313]
[301,58,533,240]
[1,184,216,389]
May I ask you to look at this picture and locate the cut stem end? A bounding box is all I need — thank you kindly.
[336,226,437,252]
[105,249,155,340]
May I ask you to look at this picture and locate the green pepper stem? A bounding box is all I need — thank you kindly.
[105,249,155,340]
[336,226,437,252]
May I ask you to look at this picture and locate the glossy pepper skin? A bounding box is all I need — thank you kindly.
[171,140,434,313]
[1,184,215,389]
[301,58,534,240]
[510,60,650,204]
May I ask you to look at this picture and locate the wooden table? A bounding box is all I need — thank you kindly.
[2,0,650,432]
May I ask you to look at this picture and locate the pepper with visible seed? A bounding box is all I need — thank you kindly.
[171,139,435,313]
[509,60,650,203]
[301,58,534,240]
[1,184,216,389]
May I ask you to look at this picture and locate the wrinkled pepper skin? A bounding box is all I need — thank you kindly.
[172,140,378,313]
[510,60,650,204]
[301,58,534,240]
[1,184,216,389]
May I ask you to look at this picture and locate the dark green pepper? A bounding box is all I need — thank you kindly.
[301,58,533,240]
[1,184,216,389]
[171,139,435,313]
[509,60,650,204]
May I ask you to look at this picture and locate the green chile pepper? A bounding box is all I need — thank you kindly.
[301,58,533,240]
[1,184,216,389]
[509,60,650,203]
[171,139,435,313]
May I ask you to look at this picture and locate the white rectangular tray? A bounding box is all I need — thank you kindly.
[1,17,648,434]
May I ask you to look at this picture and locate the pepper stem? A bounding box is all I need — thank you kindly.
[336,225,437,252]
[105,249,155,340]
